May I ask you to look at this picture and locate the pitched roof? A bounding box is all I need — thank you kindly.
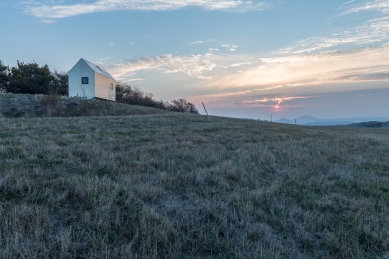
[82,58,115,80]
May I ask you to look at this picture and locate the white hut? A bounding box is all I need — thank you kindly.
[68,58,116,101]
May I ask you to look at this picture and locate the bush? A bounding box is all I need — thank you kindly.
[116,82,166,110]
[38,94,63,117]
[0,60,9,92]
[116,82,198,114]
[0,60,68,95]
[166,98,199,114]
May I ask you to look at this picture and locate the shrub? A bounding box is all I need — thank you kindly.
[166,98,199,114]
[50,70,68,95]
[116,82,166,110]
[0,60,8,92]
[38,94,64,117]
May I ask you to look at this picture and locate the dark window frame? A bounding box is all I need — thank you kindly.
[82,77,89,84]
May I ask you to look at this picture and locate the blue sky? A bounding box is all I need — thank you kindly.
[1,0,389,120]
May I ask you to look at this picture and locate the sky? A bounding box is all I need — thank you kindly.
[1,0,389,120]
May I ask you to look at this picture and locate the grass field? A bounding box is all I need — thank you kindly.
[1,101,389,258]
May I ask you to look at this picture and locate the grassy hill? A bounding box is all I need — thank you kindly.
[0,93,168,118]
[1,99,389,258]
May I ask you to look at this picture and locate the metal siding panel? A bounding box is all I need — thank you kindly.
[95,73,116,101]
[68,61,81,97]
[68,59,95,99]
[82,58,115,80]
[69,58,115,100]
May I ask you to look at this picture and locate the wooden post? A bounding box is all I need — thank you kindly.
[202,102,211,122]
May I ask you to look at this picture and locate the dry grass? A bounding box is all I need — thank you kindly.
[0,93,167,118]
[1,111,389,258]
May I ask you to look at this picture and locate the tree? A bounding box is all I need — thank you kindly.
[0,60,9,92]
[50,70,68,95]
[5,61,53,94]
[167,98,199,114]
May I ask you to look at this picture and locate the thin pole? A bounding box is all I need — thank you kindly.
[271,114,272,122]
[202,102,211,122]
[295,119,296,125]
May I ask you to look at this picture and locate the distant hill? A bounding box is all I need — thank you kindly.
[277,115,320,124]
[0,93,168,118]
[296,115,320,122]
[278,118,294,124]
[277,115,389,126]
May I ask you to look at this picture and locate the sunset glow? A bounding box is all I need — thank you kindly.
[1,0,389,119]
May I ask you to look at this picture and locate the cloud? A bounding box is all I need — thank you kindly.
[189,40,203,44]
[331,71,389,81]
[225,46,389,87]
[85,0,389,109]
[125,77,144,82]
[179,43,389,97]
[221,44,239,51]
[258,85,283,91]
[224,62,253,68]
[102,7,389,97]
[190,38,215,45]
[243,96,312,105]
[277,17,389,55]
[108,54,217,80]
[107,44,389,95]
[25,0,268,19]
[240,96,313,110]
[250,4,389,90]
[39,19,57,23]
[343,0,389,14]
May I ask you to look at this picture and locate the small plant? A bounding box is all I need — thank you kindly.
[38,93,63,117]
[166,98,199,114]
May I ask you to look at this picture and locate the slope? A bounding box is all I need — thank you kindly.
[0,93,168,118]
[1,113,389,258]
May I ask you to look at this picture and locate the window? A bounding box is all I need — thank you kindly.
[110,83,113,90]
[82,77,89,84]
